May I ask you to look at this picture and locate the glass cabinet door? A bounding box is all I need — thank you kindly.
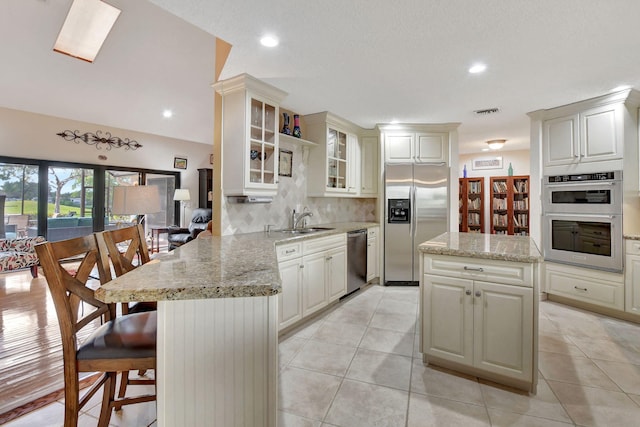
[249,97,277,186]
[326,127,347,189]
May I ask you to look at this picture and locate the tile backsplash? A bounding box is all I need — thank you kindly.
[221,140,377,235]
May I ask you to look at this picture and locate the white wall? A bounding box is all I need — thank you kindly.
[0,107,212,221]
[458,149,531,233]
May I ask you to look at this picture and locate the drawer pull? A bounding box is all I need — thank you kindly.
[285,249,296,254]
[464,266,484,272]
[326,256,333,261]
[574,286,588,292]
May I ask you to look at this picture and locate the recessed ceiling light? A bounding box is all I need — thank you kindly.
[260,35,279,47]
[468,63,487,74]
[163,110,173,118]
[390,119,399,124]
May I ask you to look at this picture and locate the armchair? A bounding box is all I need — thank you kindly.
[167,208,212,250]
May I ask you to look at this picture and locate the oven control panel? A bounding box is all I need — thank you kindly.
[546,171,620,183]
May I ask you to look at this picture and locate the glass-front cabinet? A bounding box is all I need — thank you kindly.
[305,112,359,197]
[327,128,347,190]
[249,97,277,186]
[214,74,287,197]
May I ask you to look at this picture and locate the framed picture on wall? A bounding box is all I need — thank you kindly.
[174,157,188,170]
[472,156,502,170]
[279,149,293,177]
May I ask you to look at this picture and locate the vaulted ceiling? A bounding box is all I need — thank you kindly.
[4,1,640,154]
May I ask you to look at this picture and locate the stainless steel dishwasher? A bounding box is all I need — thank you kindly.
[346,229,367,295]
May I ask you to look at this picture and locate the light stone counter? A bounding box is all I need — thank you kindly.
[95,221,378,303]
[418,231,542,263]
[93,220,378,426]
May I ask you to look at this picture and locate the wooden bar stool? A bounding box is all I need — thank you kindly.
[35,234,156,427]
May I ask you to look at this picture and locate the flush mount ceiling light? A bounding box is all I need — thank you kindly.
[260,35,279,47]
[54,0,121,63]
[163,109,173,118]
[486,139,507,150]
[468,63,487,74]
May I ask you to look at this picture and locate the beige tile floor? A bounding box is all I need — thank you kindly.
[5,284,640,426]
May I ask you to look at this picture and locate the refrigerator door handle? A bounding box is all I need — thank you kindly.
[411,184,417,238]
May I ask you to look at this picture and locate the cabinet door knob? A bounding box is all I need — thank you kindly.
[475,291,481,297]
[465,290,472,296]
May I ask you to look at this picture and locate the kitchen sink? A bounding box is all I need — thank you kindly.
[272,227,335,234]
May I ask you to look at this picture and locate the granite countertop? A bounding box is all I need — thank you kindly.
[95,221,378,303]
[418,232,543,263]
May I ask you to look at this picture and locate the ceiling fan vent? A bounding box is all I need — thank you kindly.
[474,107,500,116]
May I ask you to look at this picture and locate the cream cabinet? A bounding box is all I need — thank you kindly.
[305,112,360,197]
[625,239,640,314]
[421,254,537,391]
[360,135,379,196]
[366,227,379,282]
[384,131,449,164]
[277,234,347,330]
[213,74,287,196]
[543,103,623,168]
[545,262,624,311]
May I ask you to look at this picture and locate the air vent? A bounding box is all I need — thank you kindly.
[474,107,500,116]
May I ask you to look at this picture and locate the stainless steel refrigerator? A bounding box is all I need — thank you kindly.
[384,163,449,285]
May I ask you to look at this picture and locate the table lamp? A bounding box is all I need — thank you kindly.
[173,189,190,227]
[112,185,161,226]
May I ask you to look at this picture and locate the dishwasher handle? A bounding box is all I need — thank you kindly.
[347,229,367,238]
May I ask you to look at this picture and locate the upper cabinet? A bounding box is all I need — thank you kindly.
[543,104,623,168]
[381,124,459,165]
[305,112,363,197]
[360,134,379,196]
[532,89,640,175]
[213,74,287,197]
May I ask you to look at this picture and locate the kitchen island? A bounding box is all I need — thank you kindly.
[418,232,542,393]
[95,222,377,426]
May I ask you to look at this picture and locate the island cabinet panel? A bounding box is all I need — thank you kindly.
[421,249,538,392]
[423,275,473,365]
[157,296,278,427]
[473,281,533,382]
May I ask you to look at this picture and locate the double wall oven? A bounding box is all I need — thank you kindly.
[542,171,623,272]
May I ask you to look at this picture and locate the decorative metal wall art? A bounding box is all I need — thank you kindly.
[56,129,142,150]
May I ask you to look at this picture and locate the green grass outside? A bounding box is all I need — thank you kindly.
[3,200,92,217]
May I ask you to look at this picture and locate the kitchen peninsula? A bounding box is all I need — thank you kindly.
[95,222,377,426]
[419,232,542,393]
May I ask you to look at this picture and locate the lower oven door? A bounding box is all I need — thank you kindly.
[542,213,623,272]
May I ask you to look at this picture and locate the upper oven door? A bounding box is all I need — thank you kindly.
[542,180,622,214]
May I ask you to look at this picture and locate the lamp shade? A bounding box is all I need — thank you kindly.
[173,189,191,201]
[112,186,161,215]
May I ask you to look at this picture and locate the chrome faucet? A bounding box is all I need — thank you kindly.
[292,208,313,229]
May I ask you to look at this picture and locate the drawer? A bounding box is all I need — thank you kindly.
[546,264,624,310]
[367,227,379,239]
[423,254,533,287]
[626,239,640,256]
[303,233,346,255]
[275,242,302,262]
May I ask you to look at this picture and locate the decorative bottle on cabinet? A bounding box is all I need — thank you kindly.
[293,114,302,138]
[282,113,291,135]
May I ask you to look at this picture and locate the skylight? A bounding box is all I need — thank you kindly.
[54,0,121,63]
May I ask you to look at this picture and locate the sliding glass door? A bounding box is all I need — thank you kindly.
[0,162,39,239]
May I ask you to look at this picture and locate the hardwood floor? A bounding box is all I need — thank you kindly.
[0,267,101,416]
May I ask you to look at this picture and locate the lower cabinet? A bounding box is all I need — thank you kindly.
[277,233,347,331]
[545,262,624,311]
[278,257,303,330]
[366,227,379,282]
[625,239,640,314]
[421,254,537,391]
